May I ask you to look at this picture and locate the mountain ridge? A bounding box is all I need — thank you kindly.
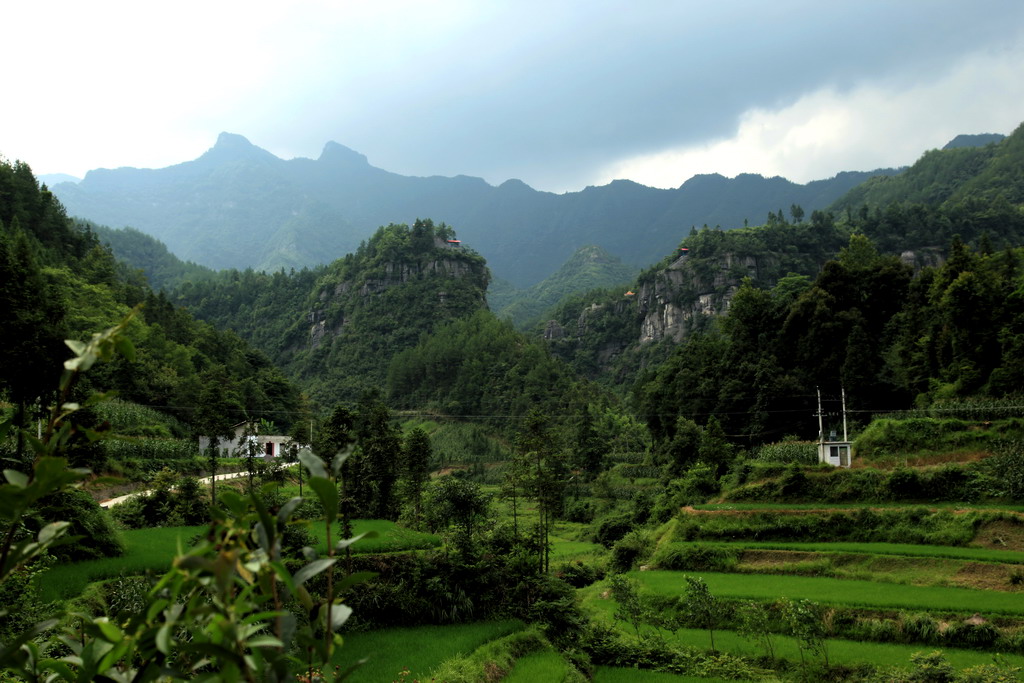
[51,132,899,286]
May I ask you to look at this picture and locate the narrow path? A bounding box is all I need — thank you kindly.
[98,470,250,508]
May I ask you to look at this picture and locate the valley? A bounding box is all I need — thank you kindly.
[1,124,1024,681]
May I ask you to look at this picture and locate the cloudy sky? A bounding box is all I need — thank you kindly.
[5,0,1024,193]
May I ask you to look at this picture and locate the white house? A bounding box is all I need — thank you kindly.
[198,422,293,458]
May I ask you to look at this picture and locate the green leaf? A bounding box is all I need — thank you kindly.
[3,469,28,487]
[245,635,284,649]
[93,617,123,644]
[329,603,353,631]
[330,447,352,477]
[268,560,297,595]
[308,478,337,520]
[335,530,377,551]
[154,626,173,655]
[298,449,327,479]
[114,336,136,362]
[146,598,170,622]
[277,496,303,524]
[64,339,87,355]
[294,558,336,587]
[38,521,70,545]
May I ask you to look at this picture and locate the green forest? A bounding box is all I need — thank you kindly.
[3,125,1024,681]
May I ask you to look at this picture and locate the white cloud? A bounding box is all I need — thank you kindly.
[597,43,1024,189]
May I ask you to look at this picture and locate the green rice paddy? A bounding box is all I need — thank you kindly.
[693,502,1024,512]
[693,540,1024,564]
[585,586,1024,674]
[629,570,1024,616]
[504,649,571,682]
[39,519,441,602]
[331,619,525,682]
[38,525,207,602]
[312,518,442,554]
[594,669,736,682]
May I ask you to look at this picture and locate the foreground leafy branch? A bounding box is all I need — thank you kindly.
[0,314,371,681]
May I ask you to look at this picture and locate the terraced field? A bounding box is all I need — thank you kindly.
[576,501,1024,680]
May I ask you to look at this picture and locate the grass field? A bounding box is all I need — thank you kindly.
[693,502,1024,513]
[628,570,1024,616]
[685,540,1024,564]
[330,620,525,682]
[584,588,1024,673]
[39,519,440,602]
[549,535,605,561]
[594,668,735,682]
[504,649,571,682]
[38,525,207,602]
[311,518,442,554]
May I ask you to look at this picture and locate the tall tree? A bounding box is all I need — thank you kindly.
[401,427,432,528]
[0,221,67,461]
[193,366,239,504]
[353,394,401,520]
[515,408,567,573]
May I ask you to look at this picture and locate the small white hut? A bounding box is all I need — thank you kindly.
[816,388,852,468]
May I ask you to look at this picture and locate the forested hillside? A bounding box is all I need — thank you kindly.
[489,244,640,329]
[0,158,303,465]
[172,219,492,406]
[833,122,1023,212]
[91,223,217,291]
[539,123,1024,447]
[51,132,897,287]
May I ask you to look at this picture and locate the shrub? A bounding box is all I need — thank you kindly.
[653,544,739,572]
[110,473,209,529]
[610,531,651,573]
[779,464,809,498]
[556,560,605,588]
[594,513,634,548]
[888,467,924,500]
[981,439,1024,501]
[922,465,981,502]
[563,500,595,523]
[33,488,125,561]
[944,622,1001,650]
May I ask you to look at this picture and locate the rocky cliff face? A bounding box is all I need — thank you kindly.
[546,250,785,378]
[309,254,487,350]
[632,252,767,343]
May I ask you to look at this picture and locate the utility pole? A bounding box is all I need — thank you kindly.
[842,385,848,442]
[816,387,824,444]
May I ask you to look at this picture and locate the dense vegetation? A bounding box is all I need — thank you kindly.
[0,159,303,468]
[4,122,1024,681]
[490,245,640,329]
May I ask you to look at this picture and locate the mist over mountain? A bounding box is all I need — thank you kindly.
[51,133,899,287]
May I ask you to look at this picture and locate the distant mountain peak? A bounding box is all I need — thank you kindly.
[199,132,277,164]
[318,141,369,166]
[214,131,255,149]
